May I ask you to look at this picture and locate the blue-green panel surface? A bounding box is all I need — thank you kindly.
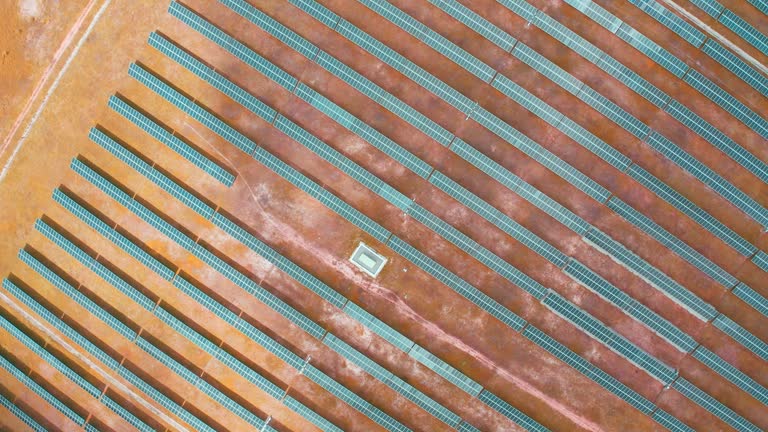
[357,0,495,82]
[478,391,549,432]
[564,260,697,351]
[284,396,342,432]
[217,0,318,58]
[673,377,760,431]
[53,189,175,280]
[627,164,757,257]
[0,314,101,398]
[606,196,740,288]
[470,106,610,202]
[169,2,298,90]
[18,250,136,340]
[102,396,153,431]
[732,283,768,319]
[523,326,656,413]
[118,366,215,432]
[719,9,768,58]
[295,84,433,178]
[406,203,548,299]
[0,393,46,432]
[429,171,568,267]
[584,228,717,320]
[389,236,527,331]
[712,315,768,361]
[450,139,590,234]
[35,218,157,312]
[543,291,676,383]
[0,353,84,426]
[71,158,196,250]
[692,346,768,405]
[129,63,391,242]
[109,95,234,186]
[211,213,346,308]
[190,243,325,339]
[89,128,215,219]
[652,409,695,432]
[303,364,410,431]
[408,345,481,396]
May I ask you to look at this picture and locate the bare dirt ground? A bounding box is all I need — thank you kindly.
[0,0,91,143]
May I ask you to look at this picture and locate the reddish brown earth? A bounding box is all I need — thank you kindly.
[0,0,766,431]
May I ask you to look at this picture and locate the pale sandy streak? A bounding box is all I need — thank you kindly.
[0,290,190,431]
[0,0,108,184]
[1,0,99,156]
[657,0,768,76]
[185,123,601,431]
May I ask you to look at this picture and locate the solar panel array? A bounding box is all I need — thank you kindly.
[1,0,767,431]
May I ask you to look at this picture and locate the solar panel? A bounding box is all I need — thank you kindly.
[408,345,482,396]
[0,393,46,432]
[684,69,768,139]
[157,307,285,399]
[503,0,768,190]
[0,314,101,398]
[89,128,215,219]
[130,63,392,243]
[313,50,455,146]
[190,243,326,339]
[303,364,410,431]
[170,2,299,91]
[406,203,548,299]
[692,346,768,404]
[389,236,527,331]
[470,106,611,202]
[491,74,632,171]
[72,158,196,250]
[522,325,656,413]
[564,260,697,351]
[427,0,517,51]
[627,0,706,46]
[35,218,157,312]
[702,39,768,97]
[652,409,695,432]
[136,337,268,429]
[295,84,433,178]
[102,396,153,431]
[118,365,215,432]
[430,171,568,267]
[0,353,85,426]
[719,10,768,59]
[584,228,717,320]
[627,163,757,257]
[450,139,590,234]
[542,291,676,383]
[19,250,136,340]
[273,114,412,212]
[109,95,235,186]
[284,396,343,432]
[732,283,768,319]
[212,214,346,308]
[478,391,550,432]
[216,0,318,58]
[457,421,482,432]
[357,0,495,82]
[688,0,724,18]
[673,377,761,431]
[712,315,768,361]
[606,197,740,289]
[53,189,176,280]
[752,251,768,273]
[342,302,413,352]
